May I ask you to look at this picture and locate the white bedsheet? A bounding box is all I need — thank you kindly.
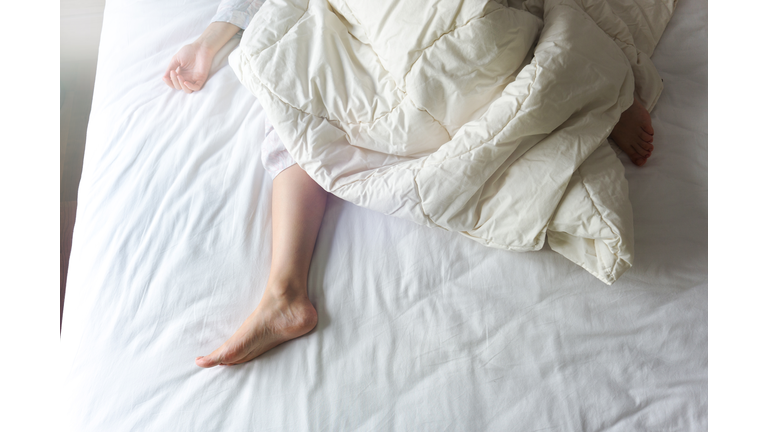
[61,0,707,430]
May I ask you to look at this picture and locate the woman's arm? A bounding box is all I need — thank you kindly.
[198,21,242,55]
[162,21,241,93]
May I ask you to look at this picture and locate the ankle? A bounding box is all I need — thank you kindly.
[265,276,307,300]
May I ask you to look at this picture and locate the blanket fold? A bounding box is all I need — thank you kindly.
[230,0,675,284]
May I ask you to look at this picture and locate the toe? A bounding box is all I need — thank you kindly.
[631,141,650,157]
[196,347,231,368]
[633,157,647,167]
[641,123,654,136]
[195,355,219,368]
[639,130,654,143]
[638,140,654,152]
[617,142,640,160]
[217,346,247,366]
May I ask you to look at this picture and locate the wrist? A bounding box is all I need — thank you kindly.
[194,40,218,59]
[197,22,241,56]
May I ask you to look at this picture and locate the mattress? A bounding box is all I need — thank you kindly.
[61,0,707,430]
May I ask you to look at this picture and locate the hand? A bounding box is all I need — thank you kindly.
[162,22,241,94]
[162,42,214,93]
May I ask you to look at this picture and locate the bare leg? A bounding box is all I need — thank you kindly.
[610,97,655,166]
[196,165,327,367]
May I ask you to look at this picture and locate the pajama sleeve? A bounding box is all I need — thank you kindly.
[211,0,266,30]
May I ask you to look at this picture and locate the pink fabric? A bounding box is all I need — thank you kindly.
[262,117,297,179]
[211,0,296,178]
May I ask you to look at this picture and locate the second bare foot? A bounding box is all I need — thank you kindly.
[610,97,655,166]
[195,285,318,368]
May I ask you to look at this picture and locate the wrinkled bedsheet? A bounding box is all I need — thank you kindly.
[230,0,676,284]
[61,0,707,430]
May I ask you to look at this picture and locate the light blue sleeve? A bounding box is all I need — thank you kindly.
[211,0,266,30]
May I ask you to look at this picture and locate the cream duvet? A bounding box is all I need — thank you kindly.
[229,0,676,284]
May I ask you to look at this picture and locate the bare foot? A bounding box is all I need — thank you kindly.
[195,285,318,368]
[610,97,655,166]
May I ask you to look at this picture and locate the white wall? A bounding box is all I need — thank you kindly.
[61,0,105,64]
[61,0,106,195]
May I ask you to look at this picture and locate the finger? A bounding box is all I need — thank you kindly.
[163,60,177,88]
[170,69,182,90]
[164,58,182,89]
[172,70,184,90]
[161,71,174,89]
[169,69,177,89]
[180,79,193,94]
[183,80,202,92]
[166,58,180,75]
[174,67,193,93]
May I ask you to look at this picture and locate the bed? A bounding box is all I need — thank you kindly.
[60,0,707,430]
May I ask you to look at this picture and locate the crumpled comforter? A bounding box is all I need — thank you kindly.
[229,0,676,284]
